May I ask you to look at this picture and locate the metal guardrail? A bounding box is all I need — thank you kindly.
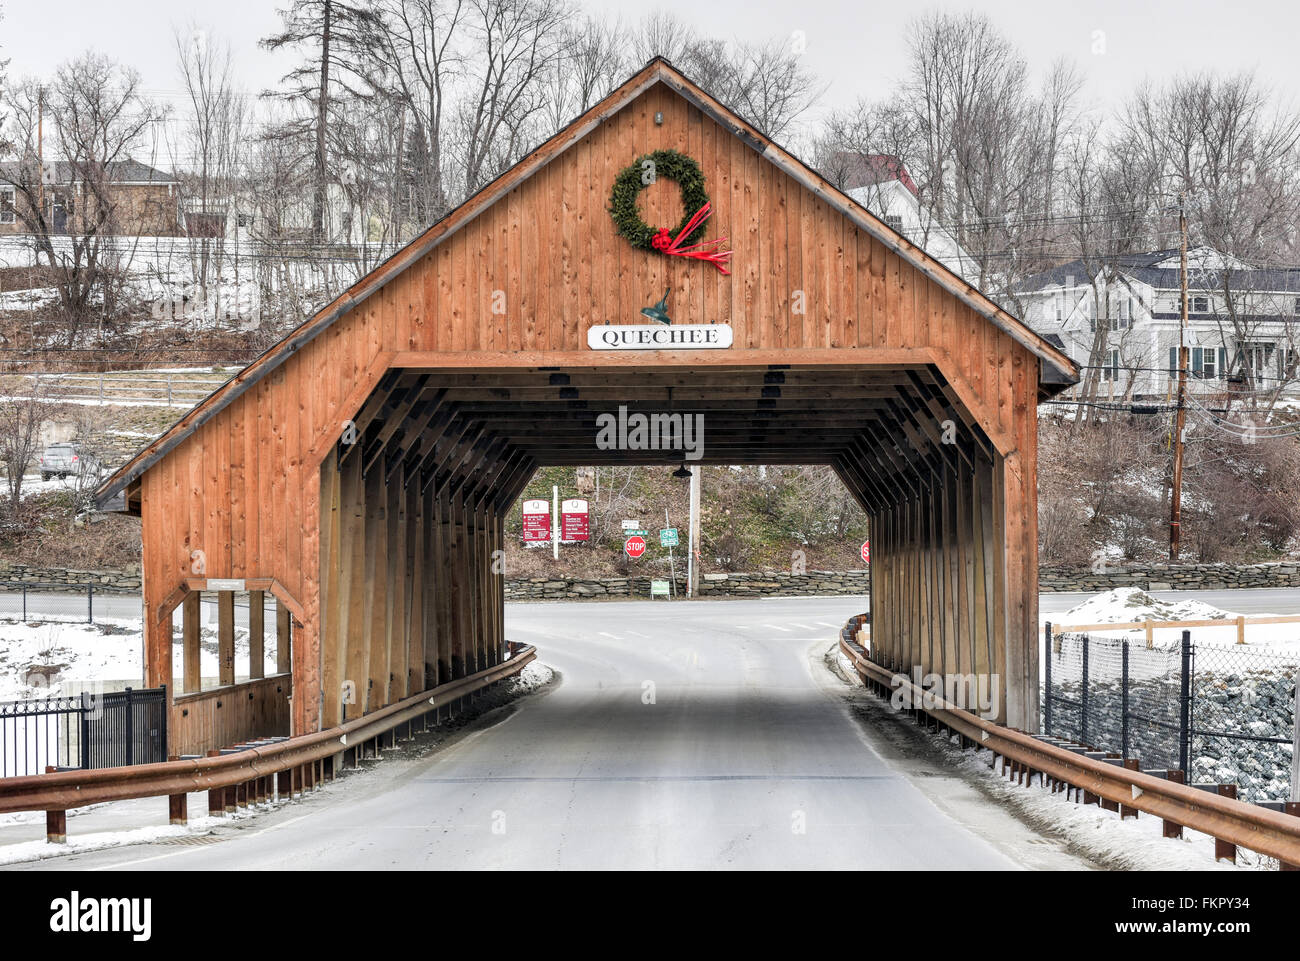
[0,645,536,843]
[838,615,1300,868]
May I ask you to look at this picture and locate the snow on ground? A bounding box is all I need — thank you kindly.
[0,613,279,702]
[834,648,1262,870]
[1044,587,1300,655]
[509,660,554,696]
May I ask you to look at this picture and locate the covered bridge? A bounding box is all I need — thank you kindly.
[98,59,1077,756]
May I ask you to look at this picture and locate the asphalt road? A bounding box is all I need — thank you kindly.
[6,595,1090,871]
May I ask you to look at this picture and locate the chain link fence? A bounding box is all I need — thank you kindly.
[1044,625,1299,802]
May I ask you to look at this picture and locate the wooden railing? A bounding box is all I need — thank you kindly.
[172,674,292,758]
[1051,613,1300,646]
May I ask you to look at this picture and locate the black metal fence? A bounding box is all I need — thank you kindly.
[0,581,105,623]
[1043,625,1298,802]
[0,686,167,778]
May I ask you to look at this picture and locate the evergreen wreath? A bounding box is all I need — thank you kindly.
[607,149,711,251]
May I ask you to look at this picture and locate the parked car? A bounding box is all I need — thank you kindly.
[39,443,103,482]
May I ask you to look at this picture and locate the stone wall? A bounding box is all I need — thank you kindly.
[7,561,1297,600]
[0,562,142,593]
[504,570,871,600]
[1039,562,1300,593]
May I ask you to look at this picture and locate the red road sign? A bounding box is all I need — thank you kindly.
[624,535,647,559]
[861,540,870,564]
[522,498,551,543]
[561,498,589,541]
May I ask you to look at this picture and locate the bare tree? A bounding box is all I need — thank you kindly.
[454,0,572,194]
[0,54,167,346]
[173,25,248,318]
[262,0,379,242]
[1123,72,1300,405]
[0,388,54,516]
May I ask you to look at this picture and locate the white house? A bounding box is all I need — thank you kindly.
[833,153,981,283]
[1018,246,1300,398]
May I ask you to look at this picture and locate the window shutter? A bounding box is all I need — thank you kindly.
[1168,347,1177,375]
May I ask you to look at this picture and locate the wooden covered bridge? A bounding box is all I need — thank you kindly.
[98,59,1077,756]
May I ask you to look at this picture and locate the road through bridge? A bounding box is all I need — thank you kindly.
[94,58,1077,761]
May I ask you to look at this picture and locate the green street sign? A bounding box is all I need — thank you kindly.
[659,528,679,547]
[625,528,648,537]
[650,579,671,597]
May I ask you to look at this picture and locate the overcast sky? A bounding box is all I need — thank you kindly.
[2,0,1297,127]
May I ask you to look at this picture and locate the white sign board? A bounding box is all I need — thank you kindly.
[620,519,641,531]
[587,324,733,350]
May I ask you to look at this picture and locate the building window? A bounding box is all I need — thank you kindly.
[1293,296,1300,315]
[1101,348,1121,381]
[0,186,14,224]
[884,214,905,238]
[1191,346,1223,380]
[1189,295,1209,313]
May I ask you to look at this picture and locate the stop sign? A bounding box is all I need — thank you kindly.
[861,540,870,564]
[624,535,647,559]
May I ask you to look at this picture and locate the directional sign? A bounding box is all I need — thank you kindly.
[561,498,589,541]
[861,540,871,564]
[624,535,647,559]
[620,519,641,531]
[659,528,679,547]
[522,499,551,543]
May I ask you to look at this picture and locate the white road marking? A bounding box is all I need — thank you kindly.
[790,623,815,630]
[763,624,792,632]
[598,632,622,640]
[626,631,651,639]
[817,622,838,628]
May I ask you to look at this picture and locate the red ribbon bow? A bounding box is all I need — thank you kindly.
[649,202,732,274]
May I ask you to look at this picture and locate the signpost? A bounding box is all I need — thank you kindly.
[624,535,647,559]
[522,499,551,543]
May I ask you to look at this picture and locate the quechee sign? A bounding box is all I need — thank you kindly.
[586,324,734,350]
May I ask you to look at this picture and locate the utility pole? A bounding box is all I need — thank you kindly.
[687,465,701,598]
[1169,191,1189,561]
[36,86,45,224]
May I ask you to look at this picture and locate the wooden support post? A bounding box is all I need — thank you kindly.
[1282,803,1300,871]
[1163,770,1185,838]
[249,590,265,679]
[1119,759,1140,819]
[183,591,201,693]
[277,600,292,676]
[1214,785,1237,863]
[207,750,226,816]
[46,808,66,844]
[218,590,235,686]
[1101,756,1121,811]
[169,792,187,825]
[277,768,292,800]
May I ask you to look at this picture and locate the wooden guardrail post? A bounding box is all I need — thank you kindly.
[167,754,187,824]
[1284,803,1300,871]
[277,768,292,800]
[1215,785,1238,863]
[206,750,226,816]
[1163,770,1184,838]
[1119,759,1140,819]
[44,766,67,843]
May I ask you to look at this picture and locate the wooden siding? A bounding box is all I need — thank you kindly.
[137,75,1046,740]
